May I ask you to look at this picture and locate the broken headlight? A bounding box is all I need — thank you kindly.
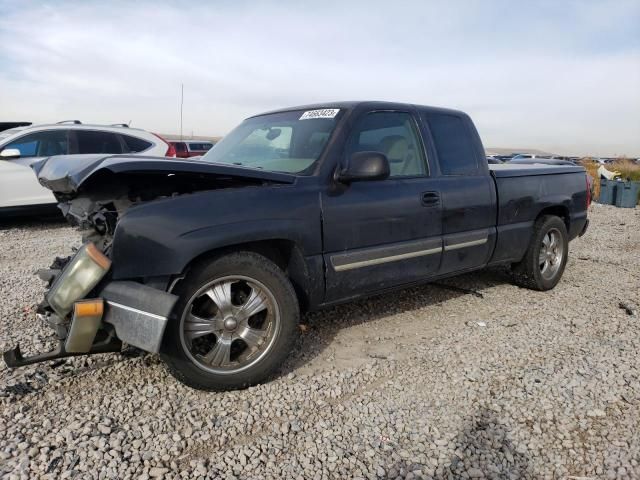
[46,243,111,317]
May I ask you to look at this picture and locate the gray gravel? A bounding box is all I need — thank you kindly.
[1,204,639,479]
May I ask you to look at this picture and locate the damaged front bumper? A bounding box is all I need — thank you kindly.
[3,243,178,368]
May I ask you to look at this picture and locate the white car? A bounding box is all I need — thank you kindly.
[0,121,175,215]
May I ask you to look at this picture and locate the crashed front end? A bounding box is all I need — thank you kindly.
[4,239,178,368]
[4,154,292,369]
[3,154,195,368]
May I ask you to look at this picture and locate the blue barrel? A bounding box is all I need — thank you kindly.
[598,179,617,205]
[615,181,640,208]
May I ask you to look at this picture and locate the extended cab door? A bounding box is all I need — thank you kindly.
[419,111,497,274]
[321,109,443,302]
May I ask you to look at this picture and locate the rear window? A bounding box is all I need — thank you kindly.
[425,113,478,175]
[75,131,122,154]
[187,142,213,151]
[122,134,152,153]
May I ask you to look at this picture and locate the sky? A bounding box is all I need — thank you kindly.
[0,0,639,157]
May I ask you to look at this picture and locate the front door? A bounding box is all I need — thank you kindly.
[321,110,443,302]
[0,130,69,208]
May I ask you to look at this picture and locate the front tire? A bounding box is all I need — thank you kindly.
[512,215,569,291]
[161,251,299,391]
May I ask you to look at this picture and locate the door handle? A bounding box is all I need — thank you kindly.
[421,191,440,206]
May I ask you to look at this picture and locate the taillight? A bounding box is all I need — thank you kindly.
[165,143,176,157]
[586,175,591,208]
[152,133,176,157]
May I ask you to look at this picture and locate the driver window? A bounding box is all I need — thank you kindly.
[4,130,69,158]
[346,112,427,177]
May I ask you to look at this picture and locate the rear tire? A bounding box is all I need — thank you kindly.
[161,251,299,391]
[512,215,568,291]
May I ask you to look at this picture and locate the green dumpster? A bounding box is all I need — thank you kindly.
[615,181,640,208]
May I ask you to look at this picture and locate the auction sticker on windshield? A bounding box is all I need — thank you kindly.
[299,109,340,120]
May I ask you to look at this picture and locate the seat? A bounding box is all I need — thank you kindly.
[378,135,409,176]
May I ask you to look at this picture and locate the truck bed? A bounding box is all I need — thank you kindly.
[488,162,589,265]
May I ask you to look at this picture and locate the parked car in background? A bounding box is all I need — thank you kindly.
[171,140,216,158]
[0,121,176,216]
[508,157,574,165]
[486,155,503,164]
[595,157,617,165]
[510,154,546,160]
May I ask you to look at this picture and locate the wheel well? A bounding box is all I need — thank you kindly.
[536,205,570,230]
[179,240,311,311]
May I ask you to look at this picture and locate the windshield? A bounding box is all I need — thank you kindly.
[200,109,341,174]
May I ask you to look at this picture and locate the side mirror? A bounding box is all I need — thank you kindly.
[0,148,20,159]
[336,151,390,183]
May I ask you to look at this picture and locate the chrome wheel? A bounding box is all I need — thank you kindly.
[539,228,564,280]
[179,275,281,375]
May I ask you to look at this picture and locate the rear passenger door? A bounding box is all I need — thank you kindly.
[420,112,497,274]
[72,130,123,154]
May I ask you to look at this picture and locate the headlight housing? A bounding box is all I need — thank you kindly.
[46,243,111,317]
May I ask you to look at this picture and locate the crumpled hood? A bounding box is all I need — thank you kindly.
[33,154,296,195]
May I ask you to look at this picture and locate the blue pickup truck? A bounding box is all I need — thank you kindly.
[5,101,590,391]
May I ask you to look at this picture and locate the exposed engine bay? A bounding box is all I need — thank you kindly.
[59,171,270,252]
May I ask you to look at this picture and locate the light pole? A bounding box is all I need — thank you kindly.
[180,83,184,140]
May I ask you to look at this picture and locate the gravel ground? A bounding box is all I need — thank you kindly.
[0,204,638,480]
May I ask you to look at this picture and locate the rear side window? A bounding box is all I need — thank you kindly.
[174,142,187,153]
[75,131,122,154]
[426,114,478,175]
[122,134,152,153]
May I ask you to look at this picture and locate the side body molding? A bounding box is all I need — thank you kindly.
[330,238,442,272]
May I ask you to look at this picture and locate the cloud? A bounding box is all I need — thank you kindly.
[0,0,638,156]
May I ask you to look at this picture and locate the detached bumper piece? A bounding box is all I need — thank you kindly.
[5,298,121,368]
[3,238,178,368]
[4,335,122,368]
